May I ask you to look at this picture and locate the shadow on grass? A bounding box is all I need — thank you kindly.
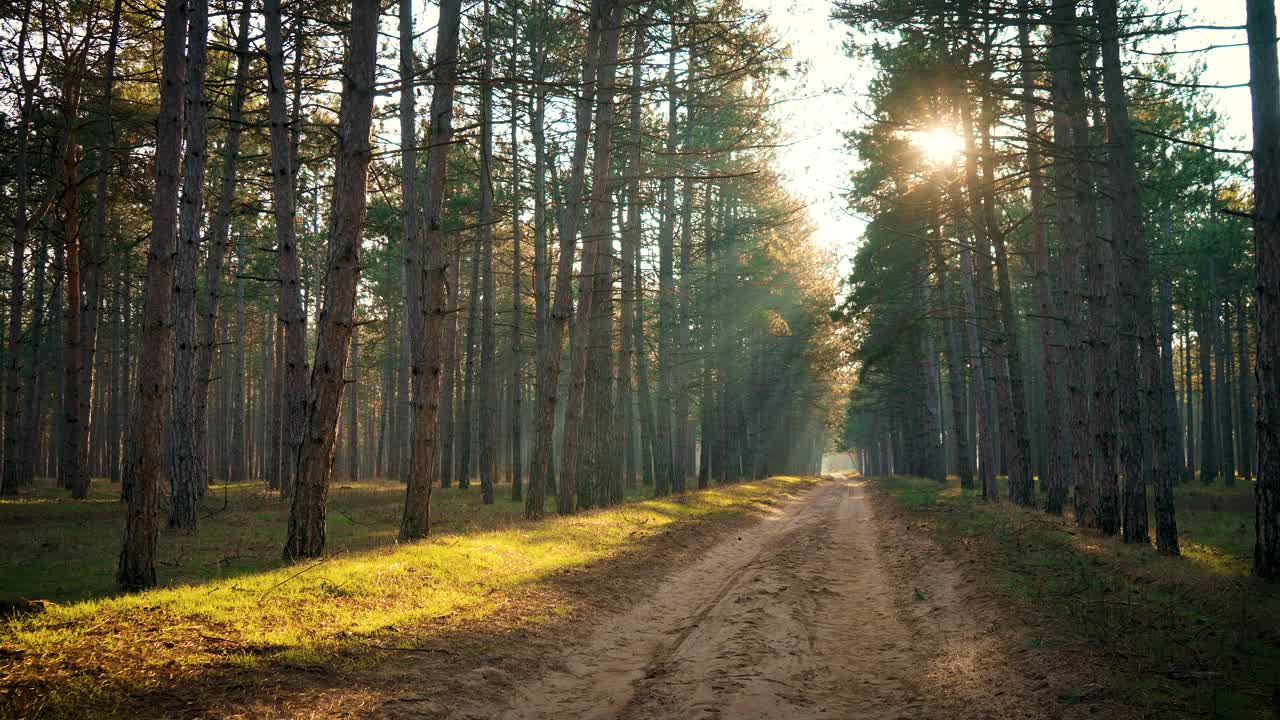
[874,474,1279,719]
[0,476,818,719]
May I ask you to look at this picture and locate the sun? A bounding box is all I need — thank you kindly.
[910,126,965,167]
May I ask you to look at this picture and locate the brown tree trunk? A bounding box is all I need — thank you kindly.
[169,0,211,526]
[198,0,252,492]
[527,0,606,519]
[118,0,187,590]
[2,5,45,495]
[509,6,525,502]
[1099,0,1167,546]
[1239,296,1255,479]
[1049,0,1096,526]
[284,0,379,560]
[60,54,87,499]
[265,0,306,499]
[1247,0,1280,577]
[562,0,623,511]
[399,0,462,538]
[478,0,498,505]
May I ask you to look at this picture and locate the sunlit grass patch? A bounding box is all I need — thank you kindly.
[0,474,817,718]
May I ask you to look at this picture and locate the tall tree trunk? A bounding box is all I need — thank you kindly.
[2,5,45,495]
[1248,0,1280,577]
[635,241,657,487]
[527,0,605,519]
[1200,299,1220,484]
[1049,0,1096,526]
[1239,296,1255,479]
[478,0,498,505]
[399,0,426,489]
[562,0,623,512]
[283,0,378,560]
[265,0,306,499]
[527,10,550,498]
[168,0,211,524]
[620,15,643,492]
[119,0,187,590]
[399,0,462,538]
[673,60,697,492]
[653,25,679,497]
[459,237,480,489]
[231,241,247,483]
[440,246,459,488]
[76,0,124,495]
[348,324,358,482]
[60,58,88,499]
[1099,0,1168,546]
[1219,299,1236,485]
[509,5,525,502]
[1185,309,1197,477]
[200,0,251,481]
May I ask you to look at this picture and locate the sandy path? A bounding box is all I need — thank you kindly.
[450,477,1047,720]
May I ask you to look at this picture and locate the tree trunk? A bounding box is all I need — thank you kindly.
[1248,0,1280,578]
[348,323,358,482]
[60,60,88,499]
[1219,299,1236,485]
[1099,0,1167,546]
[1049,0,1096,526]
[527,0,606,519]
[118,0,187,590]
[1239,296,1255,480]
[561,0,623,511]
[399,0,461,538]
[283,0,378,560]
[231,241,247,483]
[1199,302,1220,484]
[478,0,498,506]
[265,0,306,499]
[509,6,525,502]
[653,26,679,497]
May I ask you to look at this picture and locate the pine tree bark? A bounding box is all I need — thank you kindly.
[196,0,251,495]
[348,323,358,482]
[1239,296,1254,479]
[2,5,45,495]
[478,0,498,505]
[561,0,623,511]
[283,0,378,560]
[119,0,187,590]
[168,0,211,523]
[509,7,525,502]
[1049,0,1096,525]
[1248,0,1280,577]
[654,26,679,497]
[265,0,306,498]
[527,0,605,519]
[59,57,88,499]
[231,241,247,483]
[1099,0,1168,546]
[1219,298,1236,484]
[399,0,461,538]
[1199,301,1220,483]
[619,18,642,492]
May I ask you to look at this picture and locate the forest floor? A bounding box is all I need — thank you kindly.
[2,474,1274,718]
[877,474,1280,719]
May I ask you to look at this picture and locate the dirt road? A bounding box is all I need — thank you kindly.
[453,477,1050,720]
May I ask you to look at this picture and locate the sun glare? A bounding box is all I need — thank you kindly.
[911,126,965,167]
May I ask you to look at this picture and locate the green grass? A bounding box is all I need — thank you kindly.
[0,476,609,603]
[0,474,817,718]
[876,474,1280,719]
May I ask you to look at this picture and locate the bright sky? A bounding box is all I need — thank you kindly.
[746,0,1258,273]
